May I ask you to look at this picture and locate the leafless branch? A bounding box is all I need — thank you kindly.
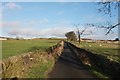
[105,23,120,35]
[80,27,87,35]
[86,22,120,35]
[98,2,119,17]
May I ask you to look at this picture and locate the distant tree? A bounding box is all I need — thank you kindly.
[65,31,77,41]
[114,38,119,41]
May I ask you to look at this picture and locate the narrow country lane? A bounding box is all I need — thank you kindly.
[47,41,99,79]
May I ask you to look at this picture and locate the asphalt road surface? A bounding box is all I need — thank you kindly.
[47,42,99,79]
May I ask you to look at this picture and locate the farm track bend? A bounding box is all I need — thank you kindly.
[48,41,99,79]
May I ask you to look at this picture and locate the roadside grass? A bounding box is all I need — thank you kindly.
[84,65,111,80]
[2,39,61,59]
[91,70,111,80]
[2,49,55,78]
[27,59,54,78]
[73,41,119,62]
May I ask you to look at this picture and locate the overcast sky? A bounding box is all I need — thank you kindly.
[1,1,118,40]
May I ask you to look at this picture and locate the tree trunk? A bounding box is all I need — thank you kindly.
[118,2,120,40]
[78,34,80,43]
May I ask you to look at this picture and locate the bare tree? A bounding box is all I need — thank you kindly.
[97,0,120,35]
[74,24,87,43]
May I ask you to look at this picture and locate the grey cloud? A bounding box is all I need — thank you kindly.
[8,27,74,37]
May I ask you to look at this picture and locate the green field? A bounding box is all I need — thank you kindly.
[2,39,61,59]
[73,41,119,62]
[2,39,119,62]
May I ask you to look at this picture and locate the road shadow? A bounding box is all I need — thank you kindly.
[47,41,99,78]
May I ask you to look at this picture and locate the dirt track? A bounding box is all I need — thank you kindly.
[47,42,98,78]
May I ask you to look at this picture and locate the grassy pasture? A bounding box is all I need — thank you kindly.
[2,39,119,61]
[73,41,119,62]
[2,39,61,59]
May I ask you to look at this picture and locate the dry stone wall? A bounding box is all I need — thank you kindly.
[47,41,64,61]
[1,51,49,78]
[68,42,120,79]
[0,41,64,78]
